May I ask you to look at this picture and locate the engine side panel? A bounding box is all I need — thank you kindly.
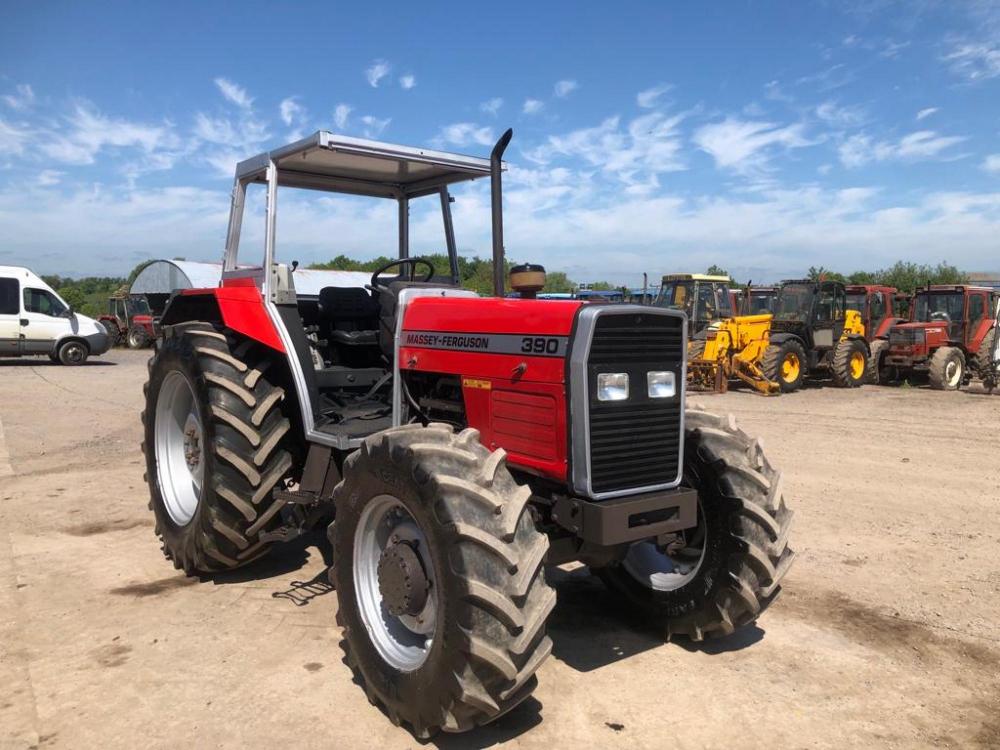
[400,297,583,482]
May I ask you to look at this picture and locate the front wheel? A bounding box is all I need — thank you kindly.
[761,339,807,392]
[127,325,150,349]
[928,346,965,390]
[331,424,554,738]
[596,408,795,641]
[57,340,88,365]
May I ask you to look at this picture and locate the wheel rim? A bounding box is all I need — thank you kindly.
[354,495,437,672]
[621,502,707,592]
[781,352,800,382]
[945,358,962,387]
[129,331,140,346]
[155,371,204,526]
[62,343,86,364]
[850,351,866,380]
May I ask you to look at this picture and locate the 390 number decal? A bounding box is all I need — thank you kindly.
[521,336,561,354]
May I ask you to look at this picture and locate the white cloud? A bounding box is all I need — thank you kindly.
[360,115,390,138]
[915,107,939,121]
[36,170,63,186]
[522,99,544,115]
[880,39,910,59]
[333,104,352,130]
[480,98,503,116]
[943,40,1000,81]
[763,80,793,103]
[279,97,304,126]
[525,111,686,192]
[42,102,179,167]
[214,77,252,109]
[0,119,31,156]
[366,59,391,88]
[839,130,968,168]
[554,80,578,98]
[399,74,416,90]
[636,84,671,109]
[693,118,811,174]
[983,154,1000,174]
[2,84,35,111]
[815,101,865,128]
[434,123,494,148]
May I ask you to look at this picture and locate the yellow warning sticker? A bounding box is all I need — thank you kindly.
[462,378,492,390]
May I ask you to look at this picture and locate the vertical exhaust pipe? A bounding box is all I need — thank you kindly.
[490,128,513,297]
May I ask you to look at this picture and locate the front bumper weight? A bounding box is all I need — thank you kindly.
[552,487,699,546]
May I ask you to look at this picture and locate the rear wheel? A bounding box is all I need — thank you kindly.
[761,339,806,392]
[597,408,794,640]
[57,340,88,365]
[972,328,996,382]
[928,346,965,390]
[143,321,296,573]
[831,338,868,387]
[331,424,554,738]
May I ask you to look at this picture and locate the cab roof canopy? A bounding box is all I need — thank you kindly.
[235,131,494,199]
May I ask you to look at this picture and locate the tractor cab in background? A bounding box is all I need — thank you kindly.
[99,291,154,348]
[655,273,735,334]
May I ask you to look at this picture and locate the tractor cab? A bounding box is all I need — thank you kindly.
[654,274,735,334]
[740,286,777,315]
[772,280,854,348]
[845,284,905,340]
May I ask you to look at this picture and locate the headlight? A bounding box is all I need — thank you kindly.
[647,370,676,398]
[597,372,629,401]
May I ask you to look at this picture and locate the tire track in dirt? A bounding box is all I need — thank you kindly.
[0,416,13,477]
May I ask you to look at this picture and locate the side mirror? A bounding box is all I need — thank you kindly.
[64,306,75,318]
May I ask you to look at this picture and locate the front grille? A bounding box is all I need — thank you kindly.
[890,328,923,345]
[586,312,684,495]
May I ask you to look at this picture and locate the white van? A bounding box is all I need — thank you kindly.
[0,266,111,365]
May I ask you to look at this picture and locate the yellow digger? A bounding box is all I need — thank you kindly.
[688,313,779,395]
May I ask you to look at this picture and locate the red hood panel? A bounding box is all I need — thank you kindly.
[402,297,583,335]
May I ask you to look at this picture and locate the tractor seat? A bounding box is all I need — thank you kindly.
[318,286,379,346]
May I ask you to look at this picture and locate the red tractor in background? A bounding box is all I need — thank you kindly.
[884,284,998,390]
[845,284,909,383]
[141,130,794,738]
[99,290,155,348]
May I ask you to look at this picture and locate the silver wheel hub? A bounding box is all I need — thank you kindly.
[946,360,961,386]
[155,371,205,526]
[354,495,437,671]
[621,505,707,592]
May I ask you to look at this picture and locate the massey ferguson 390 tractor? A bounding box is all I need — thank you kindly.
[142,130,795,737]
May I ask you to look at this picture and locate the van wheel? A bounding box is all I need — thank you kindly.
[58,340,89,365]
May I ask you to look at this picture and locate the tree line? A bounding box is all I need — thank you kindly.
[706,260,968,294]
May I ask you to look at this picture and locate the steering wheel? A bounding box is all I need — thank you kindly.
[370,257,435,293]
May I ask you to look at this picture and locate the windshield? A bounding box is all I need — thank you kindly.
[914,293,964,323]
[749,292,774,314]
[846,293,866,312]
[655,281,732,321]
[128,297,151,315]
[774,285,814,321]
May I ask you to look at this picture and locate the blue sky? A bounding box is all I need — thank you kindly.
[1,0,998,284]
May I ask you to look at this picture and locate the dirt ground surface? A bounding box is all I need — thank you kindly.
[1,348,998,750]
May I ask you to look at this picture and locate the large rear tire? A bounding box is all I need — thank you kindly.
[831,337,868,387]
[761,339,806,392]
[597,408,795,641]
[331,424,554,739]
[142,321,296,573]
[928,346,965,390]
[972,328,996,382]
[128,325,150,349]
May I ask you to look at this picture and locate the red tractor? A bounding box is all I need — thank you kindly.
[99,291,155,348]
[883,284,998,390]
[845,284,908,382]
[142,130,794,738]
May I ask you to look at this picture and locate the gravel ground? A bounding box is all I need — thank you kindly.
[1,348,998,749]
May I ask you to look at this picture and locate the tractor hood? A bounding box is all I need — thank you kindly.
[403,297,583,337]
